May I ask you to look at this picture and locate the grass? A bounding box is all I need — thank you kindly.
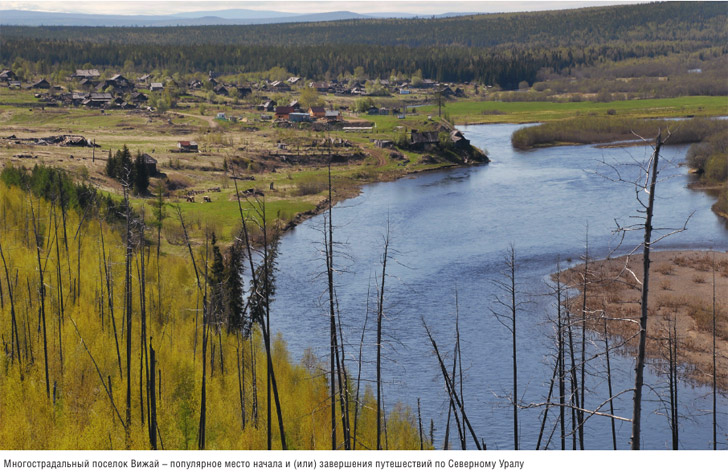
[422,96,728,124]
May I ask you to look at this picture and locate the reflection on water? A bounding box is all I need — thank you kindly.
[270,123,728,449]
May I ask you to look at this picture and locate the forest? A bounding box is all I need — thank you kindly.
[1,2,726,89]
[0,167,423,449]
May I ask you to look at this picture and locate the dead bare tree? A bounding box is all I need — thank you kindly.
[232,177,286,448]
[602,311,617,450]
[629,132,662,450]
[99,217,123,377]
[122,175,133,449]
[712,252,717,450]
[491,245,523,450]
[422,318,483,450]
[28,194,50,400]
[376,221,390,450]
[0,231,22,374]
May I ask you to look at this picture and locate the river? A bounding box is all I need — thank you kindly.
[268,123,728,450]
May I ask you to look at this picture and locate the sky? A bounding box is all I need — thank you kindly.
[0,0,647,16]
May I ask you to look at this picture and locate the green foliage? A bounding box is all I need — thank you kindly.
[354,97,375,113]
[688,130,728,183]
[298,87,323,109]
[133,151,150,195]
[105,146,149,195]
[511,117,726,150]
[1,164,106,216]
[0,179,422,449]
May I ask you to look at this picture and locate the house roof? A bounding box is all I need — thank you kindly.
[141,153,157,164]
[275,106,294,114]
[178,141,197,147]
[309,106,325,113]
[150,82,164,88]
[75,69,100,77]
[411,131,439,143]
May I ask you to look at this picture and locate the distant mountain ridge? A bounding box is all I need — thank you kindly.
[0,9,466,26]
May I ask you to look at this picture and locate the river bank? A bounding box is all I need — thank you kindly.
[560,250,728,392]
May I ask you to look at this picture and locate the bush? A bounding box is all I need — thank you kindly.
[293,178,327,196]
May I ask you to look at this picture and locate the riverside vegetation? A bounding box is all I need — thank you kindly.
[0,171,424,449]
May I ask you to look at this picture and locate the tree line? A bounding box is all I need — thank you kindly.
[1,3,725,89]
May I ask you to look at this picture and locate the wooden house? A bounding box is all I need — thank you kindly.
[213,84,229,96]
[270,80,290,91]
[149,82,164,92]
[73,69,100,80]
[309,106,326,119]
[410,130,440,149]
[275,106,294,120]
[450,130,470,148]
[140,153,158,175]
[0,69,17,82]
[257,100,277,111]
[30,78,50,89]
[130,92,148,103]
[324,110,342,121]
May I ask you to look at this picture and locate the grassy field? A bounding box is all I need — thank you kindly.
[3,86,725,253]
[423,96,728,124]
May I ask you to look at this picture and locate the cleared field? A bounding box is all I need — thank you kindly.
[424,96,728,124]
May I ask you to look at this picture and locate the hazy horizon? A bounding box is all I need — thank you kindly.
[0,0,646,17]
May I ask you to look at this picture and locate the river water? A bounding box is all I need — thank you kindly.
[269,123,728,450]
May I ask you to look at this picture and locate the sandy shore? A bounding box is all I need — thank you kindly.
[560,250,728,392]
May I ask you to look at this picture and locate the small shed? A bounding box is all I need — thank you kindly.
[289,112,311,123]
[178,141,198,153]
[150,82,164,92]
[324,110,341,121]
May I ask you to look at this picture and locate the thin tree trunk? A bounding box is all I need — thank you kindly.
[566,309,579,450]
[418,398,424,450]
[237,334,246,429]
[630,133,662,450]
[536,354,559,450]
[603,314,617,450]
[579,227,589,450]
[423,319,482,450]
[557,265,566,451]
[712,253,717,450]
[123,185,133,449]
[149,339,158,450]
[29,196,50,400]
[376,222,390,450]
[352,276,372,450]
[100,221,123,377]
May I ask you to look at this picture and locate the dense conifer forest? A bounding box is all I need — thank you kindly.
[2,2,726,89]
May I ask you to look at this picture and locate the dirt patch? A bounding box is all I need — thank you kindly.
[560,250,728,391]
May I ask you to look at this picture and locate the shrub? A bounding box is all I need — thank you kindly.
[293,178,327,196]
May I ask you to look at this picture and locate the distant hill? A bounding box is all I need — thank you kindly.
[0,9,421,26]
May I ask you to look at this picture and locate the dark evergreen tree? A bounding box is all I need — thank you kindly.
[224,240,247,334]
[209,233,225,326]
[133,151,150,195]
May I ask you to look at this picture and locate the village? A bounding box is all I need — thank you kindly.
[0,65,487,246]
